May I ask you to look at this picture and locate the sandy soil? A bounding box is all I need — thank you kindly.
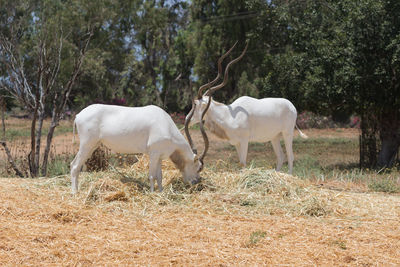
[0,176,399,266]
[1,122,399,266]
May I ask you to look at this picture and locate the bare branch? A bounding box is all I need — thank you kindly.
[0,141,24,177]
[0,97,5,140]
[58,29,93,116]
[0,98,24,177]
[41,28,94,175]
[47,28,63,94]
[0,34,36,109]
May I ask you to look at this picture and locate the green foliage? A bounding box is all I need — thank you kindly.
[1,0,399,168]
[2,0,398,116]
[237,71,258,98]
[254,0,399,167]
[189,0,256,102]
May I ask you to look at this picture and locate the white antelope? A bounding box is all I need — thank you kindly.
[70,104,206,194]
[185,42,308,174]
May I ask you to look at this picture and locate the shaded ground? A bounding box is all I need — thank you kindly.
[188,127,360,173]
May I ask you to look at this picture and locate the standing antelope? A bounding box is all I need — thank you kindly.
[185,42,308,174]
[70,104,207,194]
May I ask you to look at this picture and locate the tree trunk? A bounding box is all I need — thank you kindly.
[34,109,45,174]
[360,113,379,168]
[41,113,58,176]
[29,108,39,177]
[377,114,400,168]
[378,137,399,168]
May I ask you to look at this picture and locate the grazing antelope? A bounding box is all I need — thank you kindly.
[185,42,308,174]
[70,104,208,194]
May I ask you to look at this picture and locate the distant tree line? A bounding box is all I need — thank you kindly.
[0,0,399,172]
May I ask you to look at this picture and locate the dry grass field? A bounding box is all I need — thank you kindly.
[1,118,400,266]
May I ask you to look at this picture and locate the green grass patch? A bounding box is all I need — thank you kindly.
[4,128,31,140]
[247,230,267,246]
[47,154,75,177]
[54,124,74,135]
[293,155,324,179]
[4,124,74,141]
[215,135,400,192]
[368,179,400,193]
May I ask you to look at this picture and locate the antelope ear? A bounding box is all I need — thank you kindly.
[194,154,199,162]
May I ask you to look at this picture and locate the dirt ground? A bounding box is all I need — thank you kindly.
[2,123,400,265]
[0,176,399,266]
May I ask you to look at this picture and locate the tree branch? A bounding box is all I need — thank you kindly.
[0,98,24,177]
[0,34,36,110]
[0,141,24,178]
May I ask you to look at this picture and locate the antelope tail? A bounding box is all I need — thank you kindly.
[295,124,308,139]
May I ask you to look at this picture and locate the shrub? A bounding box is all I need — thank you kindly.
[85,146,110,172]
[296,111,360,129]
[170,112,186,125]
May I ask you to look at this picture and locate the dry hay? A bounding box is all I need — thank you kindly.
[0,155,400,266]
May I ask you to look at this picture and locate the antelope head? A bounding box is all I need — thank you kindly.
[184,41,248,171]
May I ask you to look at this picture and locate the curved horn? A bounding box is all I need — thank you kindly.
[205,41,249,97]
[186,41,240,156]
[184,100,197,154]
[197,96,212,172]
[197,41,238,99]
